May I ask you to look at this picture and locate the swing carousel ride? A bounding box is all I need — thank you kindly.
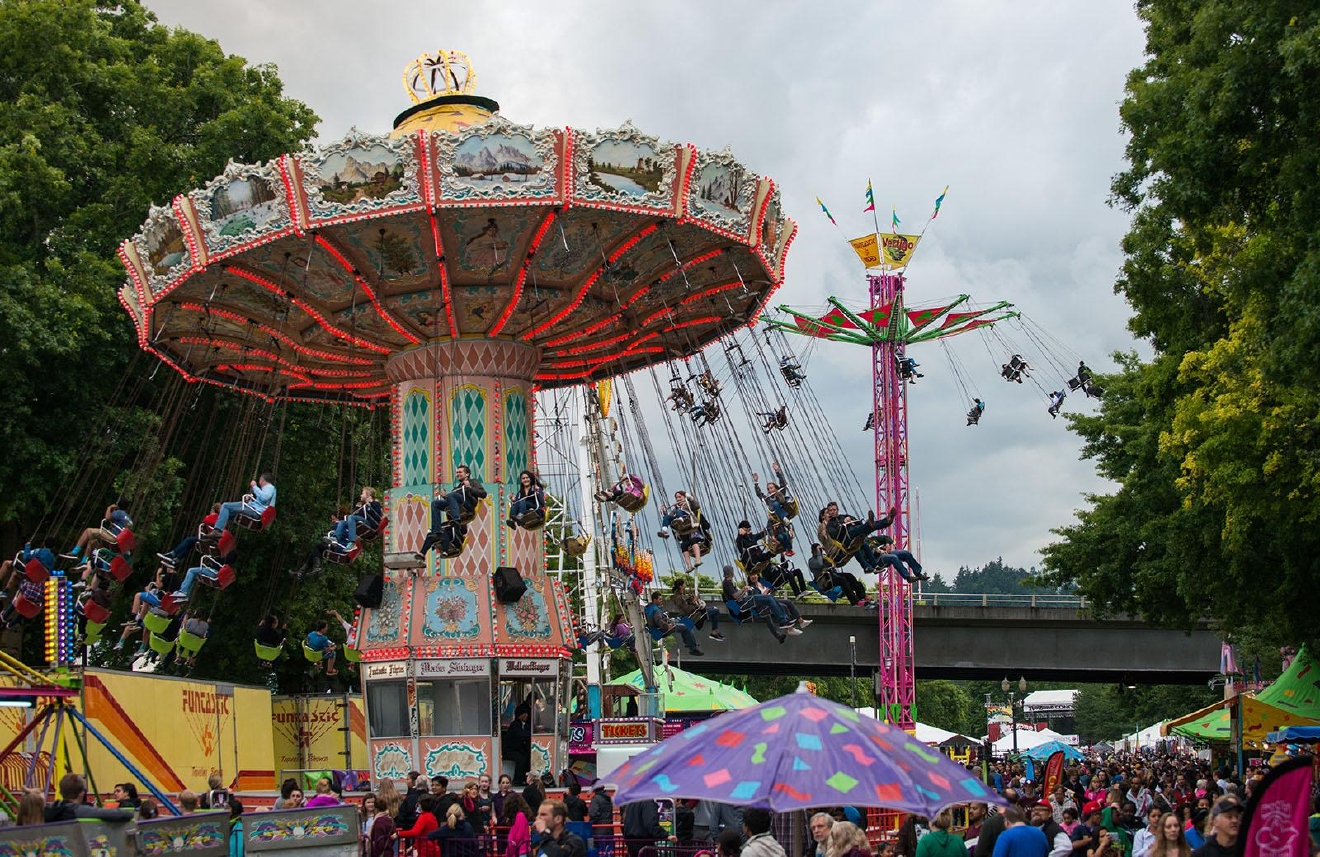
[14,49,1101,787]
[110,49,796,782]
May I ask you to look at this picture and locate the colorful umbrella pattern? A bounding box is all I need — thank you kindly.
[611,687,1001,816]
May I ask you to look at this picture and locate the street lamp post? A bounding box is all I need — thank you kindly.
[1003,676,1027,758]
[849,635,858,710]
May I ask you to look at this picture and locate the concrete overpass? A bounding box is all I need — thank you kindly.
[671,593,1220,684]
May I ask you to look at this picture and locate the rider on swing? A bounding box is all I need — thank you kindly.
[656,491,699,540]
[752,463,795,556]
[966,398,985,426]
[779,357,806,387]
[507,470,545,529]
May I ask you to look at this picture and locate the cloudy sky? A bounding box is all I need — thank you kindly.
[145,1,1149,581]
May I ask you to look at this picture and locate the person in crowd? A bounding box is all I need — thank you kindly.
[668,578,724,643]
[432,775,460,818]
[1133,806,1163,857]
[622,798,669,857]
[563,782,587,823]
[522,771,546,815]
[504,709,533,783]
[212,473,276,533]
[808,812,835,857]
[532,799,587,857]
[396,771,427,831]
[1031,800,1071,857]
[376,778,402,820]
[359,794,378,855]
[199,773,229,809]
[138,799,160,820]
[1190,798,1240,857]
[15,789,44,826]
[494,773,514,823]
[992,805,1048,857]
[742,808,787,857]
[976,788,1021,857]
[589,785,614,851]
[306,775,340,808]
[179,790,200,813]
[459,782,487,834]
[306,619,338,676]
[965,802,989,853]
[829,821,875,857]
[228,799,246,857]
[505,793,535,857]
[1128,775,1155,818]
[1150,811,1191,857]
[44,773,134,822]
[508,471,546,529]
[475,774,495,829]
[1061,808,1080,838]
[112,782,141,809]
[158,504,221,567]
[369,794,397,857]
[398,794,441,857]
[1051,786,1078,826]
[719,829,744,857]
[918,810,970,857]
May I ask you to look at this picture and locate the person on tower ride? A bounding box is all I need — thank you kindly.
[657,491,699,539]
[747,570,811,632]
[211,473,277,534]
[114,582,163,653]
[0,576,43,628]
[1048,390,1067,419]
[439,465,487,522]
[417,520,468,560]
[668,578,725,642]
[691,399,721,425]
[507,471,546,529]
[66,501,133,560]
[306,619,338,676]
[765,557,807,596]
[868,534,928,582]
[695,370,721,398]
[721,565,793,642]
[336,486,383,546]
[808,543,867,605]
[157,504,221,568]
[967,398,986,426]
[753,463,796,554]
[667,383,696,413]
[779,357,806,387]
[594,473,646,505]
[169,547,238,602]
[821,502,896,552]
[679,515,711,571]
[0,538,59,598]
[254,615,287,658]
[644,590,704,657]
[757,406,788,434]
[897,356,923,383]
[735,521,776,570]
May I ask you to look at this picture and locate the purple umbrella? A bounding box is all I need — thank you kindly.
[610,685,1002,816]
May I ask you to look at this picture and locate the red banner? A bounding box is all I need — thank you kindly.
[1240,754,1314,857]
[1041,751,1065,797]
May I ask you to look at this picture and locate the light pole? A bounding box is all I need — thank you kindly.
[1002,676,1027,758]
[849,635,858,710]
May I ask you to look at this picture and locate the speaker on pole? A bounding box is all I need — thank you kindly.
[493,566,527,603]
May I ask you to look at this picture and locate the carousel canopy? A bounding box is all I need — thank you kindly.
[609,666,758,712]
[117,50,797,403]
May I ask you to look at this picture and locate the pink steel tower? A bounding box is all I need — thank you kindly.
[771,274,1015,729]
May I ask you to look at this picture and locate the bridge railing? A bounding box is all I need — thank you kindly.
[913,591,1089,609]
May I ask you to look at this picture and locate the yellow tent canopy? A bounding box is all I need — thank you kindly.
[1163,695,1320,746]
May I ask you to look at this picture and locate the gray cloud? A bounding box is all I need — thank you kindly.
[144,0,1146,579]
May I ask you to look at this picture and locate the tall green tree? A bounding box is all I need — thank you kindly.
[0,0,316,538]
[1042,0,1320,649]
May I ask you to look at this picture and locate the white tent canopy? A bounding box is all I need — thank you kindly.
[991,725,1067,754]
[854,710,976,746]
[1022,689,1079,715]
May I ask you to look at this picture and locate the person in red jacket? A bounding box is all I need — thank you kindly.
[397,794,441,857]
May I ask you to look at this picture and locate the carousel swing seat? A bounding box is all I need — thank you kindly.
[561,531,592,558]
[516,508,546,531]
[235,496,277,532]
[254,640,284,662]
[22,556,50,584]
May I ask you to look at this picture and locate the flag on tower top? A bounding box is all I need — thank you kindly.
[864,180,875,213]
[815,197,836,226]
[891,206,901,234]
[932,186,949,219]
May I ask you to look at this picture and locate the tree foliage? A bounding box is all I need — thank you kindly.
[1041,0,1320,649]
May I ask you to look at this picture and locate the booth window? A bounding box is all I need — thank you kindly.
[367,681,409,738]
[418,679,492,736]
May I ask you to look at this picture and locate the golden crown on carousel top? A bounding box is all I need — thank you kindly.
[403,49,478,103]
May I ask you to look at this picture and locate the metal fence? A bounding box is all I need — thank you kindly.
[914,592,1088,609]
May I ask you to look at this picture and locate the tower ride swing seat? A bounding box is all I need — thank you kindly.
[88,549,132,584]
[735,557,771,578]
[343,646,362,663]
[516,508,546,531]
[10,592,40,620]
[560,529,591,558]
[176,629,206,659]
[80,598,111,625]
[615,483,649,514]
[323,541,362,566]
[254,640,284,662]
[203,528,237,559]
[99,520,137,554]
[22,555,51,584]
[148,633,174,656]
[670,514,697,538]
[235,496,277,532]
[195,555,236,590]
[301,642,333,665]
[143,609,172,635]
[83,620,106,644]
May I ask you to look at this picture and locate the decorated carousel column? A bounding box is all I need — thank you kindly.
[358,339,576,787]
